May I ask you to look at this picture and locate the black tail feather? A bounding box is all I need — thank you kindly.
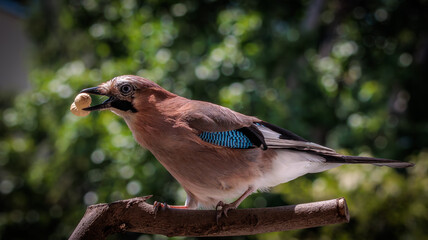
[325,155,414,168]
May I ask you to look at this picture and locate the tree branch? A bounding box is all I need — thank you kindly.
[69,196,350,240]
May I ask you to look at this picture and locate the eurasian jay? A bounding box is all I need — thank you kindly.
[80,75,414,218]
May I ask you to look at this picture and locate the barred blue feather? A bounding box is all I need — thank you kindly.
[198,130,254,148]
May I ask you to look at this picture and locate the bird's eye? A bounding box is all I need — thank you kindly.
[119,84,133,95]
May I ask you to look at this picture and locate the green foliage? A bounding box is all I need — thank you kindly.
[1,0,428,239]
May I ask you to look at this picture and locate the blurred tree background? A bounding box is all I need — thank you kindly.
[1,0,428,239]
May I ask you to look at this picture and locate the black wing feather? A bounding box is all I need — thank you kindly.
[237,124,267,150]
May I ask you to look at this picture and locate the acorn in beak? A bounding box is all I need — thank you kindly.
[80,87,137,112]
[79,87,114,111]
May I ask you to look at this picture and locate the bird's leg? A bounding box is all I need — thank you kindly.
[153,202,189,209]
[153,201,188,214]
[153,194,196,217]
[215,186,254,222]
[166,205,189,209]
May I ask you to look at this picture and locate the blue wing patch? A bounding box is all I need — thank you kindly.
[198,130,254,149]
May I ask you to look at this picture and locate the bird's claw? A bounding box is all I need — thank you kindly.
[215,201,236,224]
[153,201,169,218]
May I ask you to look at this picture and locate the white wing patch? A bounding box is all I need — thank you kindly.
[255,124,336,153]
[256,124,282,138]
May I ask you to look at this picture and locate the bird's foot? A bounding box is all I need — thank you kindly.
[153,201,169,218]
[215,201,236,223]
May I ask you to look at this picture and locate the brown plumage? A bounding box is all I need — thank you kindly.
[80,75,414,215]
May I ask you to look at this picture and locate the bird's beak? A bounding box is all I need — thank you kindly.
[80,87,115,111]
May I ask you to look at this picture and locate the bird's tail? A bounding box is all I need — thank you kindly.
[264,138,414,168]
[325,155,414,168]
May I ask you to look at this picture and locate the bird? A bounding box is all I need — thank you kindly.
[80,75,414,219]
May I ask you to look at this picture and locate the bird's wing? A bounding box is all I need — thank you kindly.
[186,110,414,168]
[179,101,331,150]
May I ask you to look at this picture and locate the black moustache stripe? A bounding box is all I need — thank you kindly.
[111,100,137,113]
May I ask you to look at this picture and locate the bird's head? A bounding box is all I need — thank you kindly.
[80,75,170,117]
